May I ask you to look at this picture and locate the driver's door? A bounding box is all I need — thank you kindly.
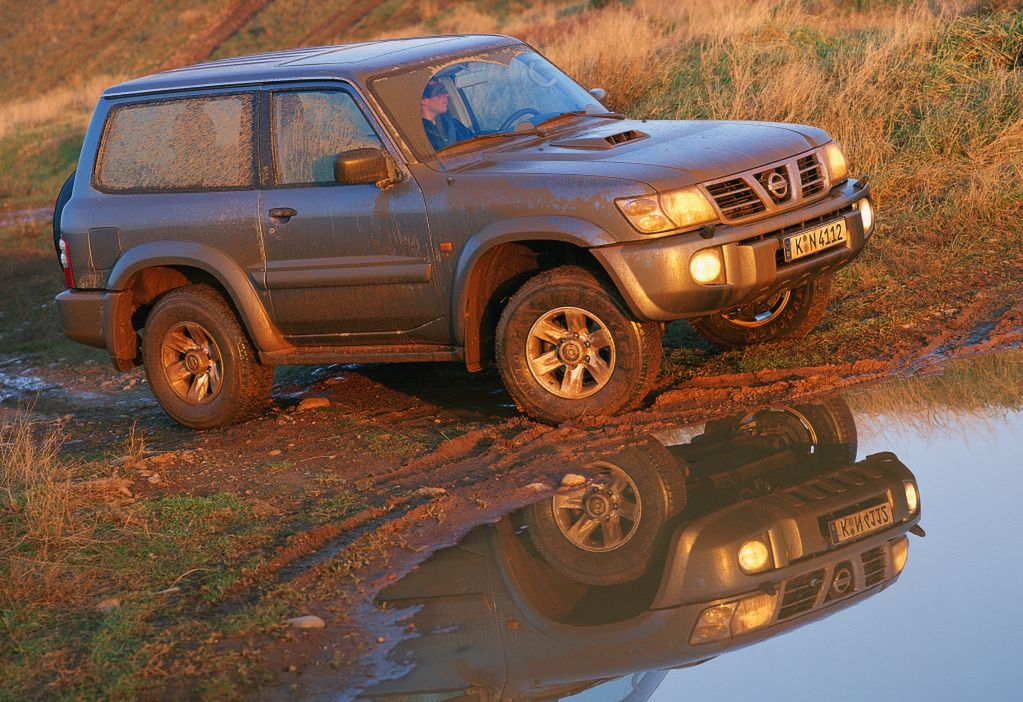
[258,84,445,345]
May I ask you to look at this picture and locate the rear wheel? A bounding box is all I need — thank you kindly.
[496,266,662,424]
[142,285,273,429]
[692,275,832,349]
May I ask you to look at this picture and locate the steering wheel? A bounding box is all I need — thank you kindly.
[499,107,541,131]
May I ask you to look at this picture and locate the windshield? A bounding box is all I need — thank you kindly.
[370,47,607,158]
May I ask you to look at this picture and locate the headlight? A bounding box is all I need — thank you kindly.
[858,198,874,231]
[616,186,718,234]
[821,142,848,184]
[659,187,718,229]
[691,592,778,644]
[737,534,773,574]
[891,536,909,575]
[689,248,724,284]
[903,480,919,514]
[616,195,674,233]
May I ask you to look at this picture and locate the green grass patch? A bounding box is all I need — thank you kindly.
[0,119,83,209]
[0,482,290,700]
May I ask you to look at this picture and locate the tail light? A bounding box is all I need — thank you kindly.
[59,237,75,288]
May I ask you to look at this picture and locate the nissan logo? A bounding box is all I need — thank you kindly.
[767,172,789,199]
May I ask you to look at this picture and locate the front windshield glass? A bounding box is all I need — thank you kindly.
[370,46,607,158]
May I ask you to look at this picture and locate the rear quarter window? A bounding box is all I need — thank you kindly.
[95,94,255,192]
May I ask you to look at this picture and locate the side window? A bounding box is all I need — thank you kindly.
[96,94,255,191]
[271,90,382,186]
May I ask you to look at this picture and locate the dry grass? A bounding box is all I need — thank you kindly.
[0,411,135,607]
[1,413,78,560]
[0,75,118,141]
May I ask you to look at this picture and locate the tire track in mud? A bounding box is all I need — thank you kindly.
[249,299,1023,595]
[265,298,1023,595]
[215,298,1023,698]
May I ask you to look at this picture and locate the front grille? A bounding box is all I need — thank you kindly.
[798,153,826,197]
[706,178,766,219]
[704,149,830,223]
[861,546,887,587]
[778,568,825,620]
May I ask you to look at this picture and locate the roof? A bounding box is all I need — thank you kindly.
[104,34,521,97]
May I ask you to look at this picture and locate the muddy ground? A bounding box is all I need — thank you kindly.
[2,279,1020,698]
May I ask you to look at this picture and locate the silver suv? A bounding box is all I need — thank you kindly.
[53,35,874,428]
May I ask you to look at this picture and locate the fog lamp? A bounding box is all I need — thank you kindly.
[737,534,773,574]
[822,142,848,184]
[731,593,777,635]
[903,481,919,514]
[859,198,874,232]
[689,248,724,285]
[891,536,909,575]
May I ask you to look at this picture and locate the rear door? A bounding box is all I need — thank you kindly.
[258,83,445,345]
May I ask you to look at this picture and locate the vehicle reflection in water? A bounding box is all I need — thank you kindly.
[358,397,922,701]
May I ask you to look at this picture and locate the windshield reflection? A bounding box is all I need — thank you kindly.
[356,397,923,701]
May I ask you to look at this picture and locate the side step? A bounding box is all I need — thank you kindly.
[259,344,463,366]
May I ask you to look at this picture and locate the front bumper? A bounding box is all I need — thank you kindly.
[651,453,918,608]
[593,180,873,321]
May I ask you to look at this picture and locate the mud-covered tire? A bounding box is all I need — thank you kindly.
[142,284,273,429]
[702,396,858,464]
[692,275,832,350]
[495,266,662,424]
[524,438,687,585]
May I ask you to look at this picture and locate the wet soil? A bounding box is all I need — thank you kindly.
[2,295,1020,698]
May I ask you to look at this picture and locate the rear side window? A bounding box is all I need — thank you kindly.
[95,94,255,192]
[271,90,382,186]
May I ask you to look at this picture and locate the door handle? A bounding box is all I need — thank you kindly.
[269,207,297,221]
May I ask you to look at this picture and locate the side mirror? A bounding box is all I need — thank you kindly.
[589,87,607,102]
[334,148,393,186]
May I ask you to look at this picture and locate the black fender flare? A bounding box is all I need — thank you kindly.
[450,215,618,347]
[106,242,289,353]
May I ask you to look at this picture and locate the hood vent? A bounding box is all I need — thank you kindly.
[551,129,649,150]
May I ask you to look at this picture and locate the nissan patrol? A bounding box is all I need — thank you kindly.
[53,35,874,428]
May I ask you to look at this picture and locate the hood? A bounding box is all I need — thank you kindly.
[464,118,831,189]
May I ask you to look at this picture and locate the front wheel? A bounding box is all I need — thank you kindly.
[495,266,662,424]
[142,284,273,429]
[523,438,687,585]
[691,275,832,350]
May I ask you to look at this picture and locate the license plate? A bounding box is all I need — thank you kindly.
[783,219,847,262]
[828,502,893,545]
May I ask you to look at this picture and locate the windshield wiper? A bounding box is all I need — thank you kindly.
[534,110,626,129]
[435,128,543,155]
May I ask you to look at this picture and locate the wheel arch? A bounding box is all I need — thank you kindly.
[453,217,619,371]
[105,242,288,366]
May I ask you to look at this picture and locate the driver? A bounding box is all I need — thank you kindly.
[420,77,472,151]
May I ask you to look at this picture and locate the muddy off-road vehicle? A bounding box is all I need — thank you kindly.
[53,35,874,428]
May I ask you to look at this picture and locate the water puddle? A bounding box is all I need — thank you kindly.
[0,366,54,403]
[345,350,1022,701]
